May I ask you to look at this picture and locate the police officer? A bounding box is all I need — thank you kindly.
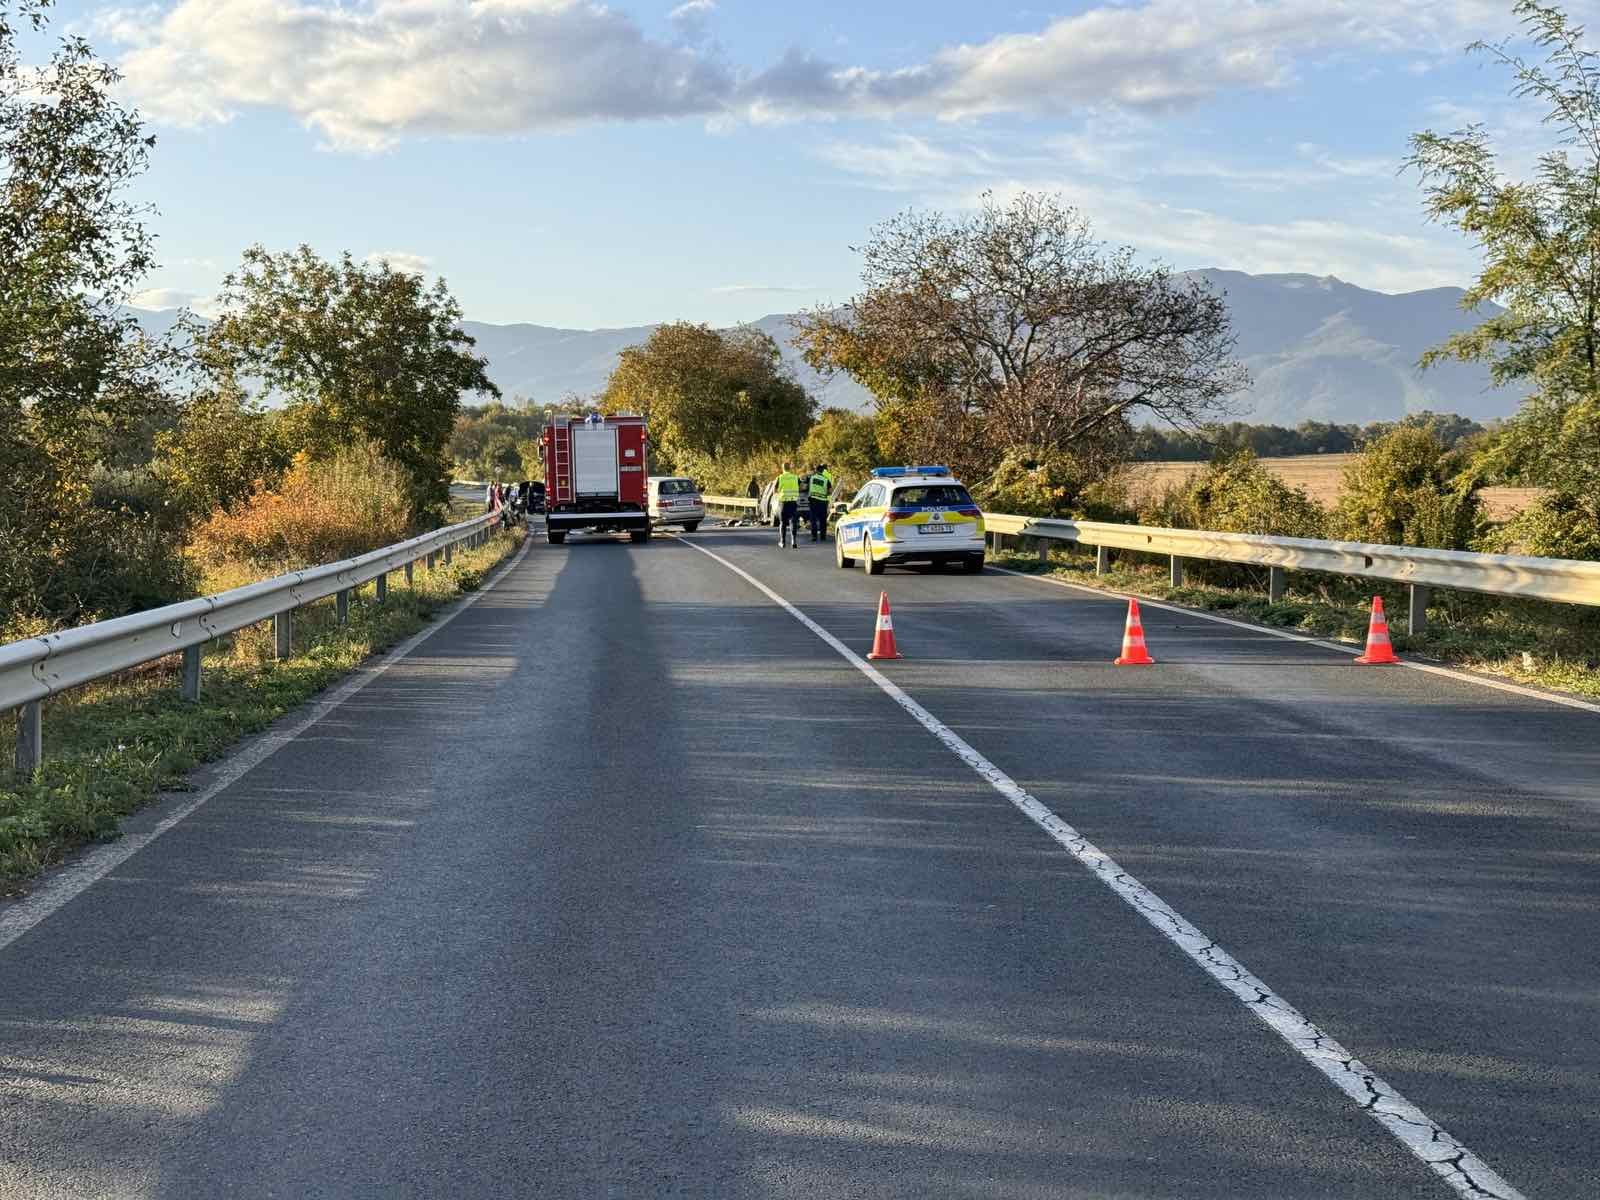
[807,463,832,541]
[774,461,801,548]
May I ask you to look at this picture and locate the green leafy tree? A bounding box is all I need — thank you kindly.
[485,433,523,478]
[1409,1,1600,396]
[796,407,881,482]
[152,381,293,518]
[200,245,498,522]
[1335,426,1481,549]
[0,0,192,628]
[1408,2,1600,558]
[1141,451,1328,539]
[599,322,815,470]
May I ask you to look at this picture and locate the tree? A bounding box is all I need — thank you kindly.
[794,191,1248,486]
[1335,426,1481,550]
[152,380,293,518]
[796,407,881,482]
[1141,450,1328,539]
[0,0,191,628]
[1409,2,1600,397]
[199,245,498,522]
[599,322,814,469]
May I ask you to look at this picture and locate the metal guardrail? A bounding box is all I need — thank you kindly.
[3,510,504,774]
[703,495,759,514]
[982,513,1600,622]
[709,495,1600,616]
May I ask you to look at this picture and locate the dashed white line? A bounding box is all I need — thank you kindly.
[674,536,1526,1200]
[0,535,535,954]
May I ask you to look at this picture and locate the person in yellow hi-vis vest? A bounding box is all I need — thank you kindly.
[807,464,833,542]
[774,462,801,549]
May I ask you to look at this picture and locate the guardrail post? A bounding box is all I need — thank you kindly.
[1170,555,1185,587]
[426,552,438,571]
[1095,545,1109,576]
[1409,584,1430,635]
[336,589,350,626]
[1269,566,1286,604]
[1037,538,1050,565]
[376,573,388,603]
[444,542,453,566]
[274,611,292,660]
[181,645,202,702]
[14,700,42,775]
[405,561,415,587]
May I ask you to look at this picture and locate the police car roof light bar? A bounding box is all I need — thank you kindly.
[871,465,950,478]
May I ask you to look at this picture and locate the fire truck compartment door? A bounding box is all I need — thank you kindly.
[572,425,619,496]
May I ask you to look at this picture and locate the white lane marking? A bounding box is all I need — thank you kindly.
[674,536,1525,1200]
[991,564,1600,716]
[0,536,535,954]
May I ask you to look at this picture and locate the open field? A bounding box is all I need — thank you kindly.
[1125,453,1540,522]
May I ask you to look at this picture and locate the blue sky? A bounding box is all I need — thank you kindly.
[38,0,1599,327]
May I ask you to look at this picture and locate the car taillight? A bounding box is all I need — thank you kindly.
[954,505,982,516]
[885,508,915,520]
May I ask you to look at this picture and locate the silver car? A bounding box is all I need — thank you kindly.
[647,476,705,531]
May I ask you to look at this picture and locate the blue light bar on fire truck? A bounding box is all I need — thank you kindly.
[871,465,951,478]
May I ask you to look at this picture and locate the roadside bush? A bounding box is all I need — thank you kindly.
[976,447,1137,521]
[1130,450,1327,590]
[0,503,195,638]
[1137,450,1328,537]
[190,443,414,572]
[151,387,293,522]
[1480,490,1600,560]
[1334,426,1480,549]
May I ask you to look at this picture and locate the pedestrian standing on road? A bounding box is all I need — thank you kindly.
[807,463,832,542]
[774,462,801,549]
[485,481,495,513]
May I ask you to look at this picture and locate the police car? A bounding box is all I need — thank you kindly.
[834,466,986,575]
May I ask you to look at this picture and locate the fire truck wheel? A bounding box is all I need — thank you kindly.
[548,531,566,545]
[630,529,650,544]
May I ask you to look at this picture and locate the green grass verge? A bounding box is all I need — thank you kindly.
[0,527,524,894]
[994,543,1600,700]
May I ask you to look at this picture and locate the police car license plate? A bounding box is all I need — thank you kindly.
[919,523,954,534]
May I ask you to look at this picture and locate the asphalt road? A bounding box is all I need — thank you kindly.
[1,525,1596,1198]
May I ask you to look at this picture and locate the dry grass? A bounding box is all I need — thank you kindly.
[1124,454,1539,523]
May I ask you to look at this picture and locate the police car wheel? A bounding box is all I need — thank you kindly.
[864,538,884,575]
[835,536,852,569]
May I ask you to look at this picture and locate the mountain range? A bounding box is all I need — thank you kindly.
[131,269,1518,426]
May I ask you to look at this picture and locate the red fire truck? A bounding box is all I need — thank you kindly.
[541,413,651,544]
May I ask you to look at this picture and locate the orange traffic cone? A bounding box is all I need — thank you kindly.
[867,591,901,660]
[1114,598,1155,665]
[1355,596,1401,664]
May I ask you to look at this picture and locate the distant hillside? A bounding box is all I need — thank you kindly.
[127,270,1519,424]
[1184,270,1509,425]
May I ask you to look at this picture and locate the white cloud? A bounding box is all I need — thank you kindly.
[104,0,736,151]
[127,287,224,317]
[95,0,1535,150]
[971,177,1480,293]
[669,0,716,22]
[128,286,196,310]
[365,250,433,275]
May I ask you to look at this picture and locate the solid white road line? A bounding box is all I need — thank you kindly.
[0,535,535,955]
[675,537,1526,1200]
[991,563,1600,716]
